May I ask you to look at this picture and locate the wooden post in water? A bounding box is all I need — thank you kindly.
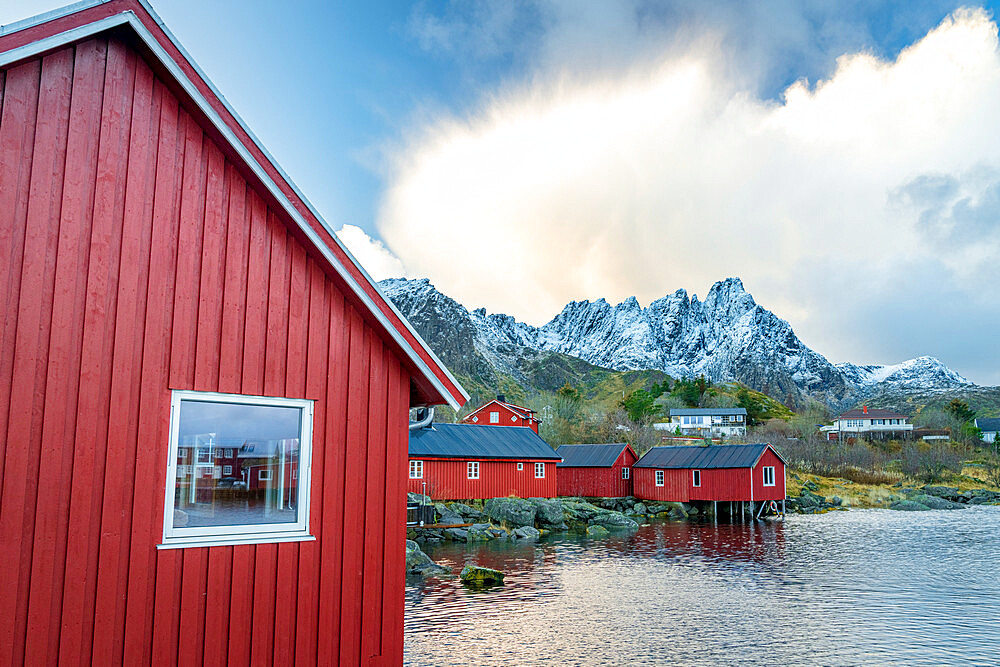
[749,501,754,521]
[782,499,786,520]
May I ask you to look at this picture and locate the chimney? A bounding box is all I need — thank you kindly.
[497,394,506,403]
[862,405,868,415]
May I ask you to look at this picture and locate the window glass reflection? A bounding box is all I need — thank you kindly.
[173,400,302,528]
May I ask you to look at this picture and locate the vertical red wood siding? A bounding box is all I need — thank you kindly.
[633,449,786,503]
[556,448,637,497]
[0,37,411,665]
[407,459,557,500]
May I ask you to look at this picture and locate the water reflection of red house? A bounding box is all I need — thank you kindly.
[556,443,637,498]
[633,444,786,505]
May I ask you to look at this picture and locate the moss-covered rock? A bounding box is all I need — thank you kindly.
[529,498,566,528]
[890,500,932,511]
[460,564,505,586]
[585,525,610,538]
[406,540,450,576]
[910,494,965,510]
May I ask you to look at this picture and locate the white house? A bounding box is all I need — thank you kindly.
[661,408,748,437]
[821,407,914,440]
[975,418,999,443]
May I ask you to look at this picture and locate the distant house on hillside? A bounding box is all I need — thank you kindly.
[556,443,637,498]
[462,395,541,433]
[662,408,747,437]
[975,418,1000,443]
[821,406,914,441]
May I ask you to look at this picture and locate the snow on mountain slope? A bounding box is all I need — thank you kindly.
[378,277,977,406]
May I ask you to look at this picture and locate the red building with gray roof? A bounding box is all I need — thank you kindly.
[633,444,786,507]
[556,443,637,498]
[461,396,541,433]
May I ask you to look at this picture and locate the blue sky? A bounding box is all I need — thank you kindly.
[4,1,999,384]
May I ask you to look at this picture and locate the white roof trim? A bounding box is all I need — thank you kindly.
[0,2,468,409]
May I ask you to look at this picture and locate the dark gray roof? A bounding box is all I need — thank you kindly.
[634,443,782,469]
[669,408,747,416]
[409,423,561,460]
[976,417,1000,432]
[556,444,630,468]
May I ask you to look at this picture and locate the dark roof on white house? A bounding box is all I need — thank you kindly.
[634,444,783,469]
[976,417,1000,432]
[556,444,631,468]
[409,423,560,460]
[838,408,909,420]
[669,408,747,417]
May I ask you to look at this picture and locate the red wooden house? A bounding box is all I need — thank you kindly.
[461,396,541,433]
[0,2,468,665]
[556,443,637,498]
[633,444,786,508]
[409,423,560,500]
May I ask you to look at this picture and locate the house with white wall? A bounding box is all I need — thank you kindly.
[662,408,748,437]
[975,417,999,443]
[821,406,914,440]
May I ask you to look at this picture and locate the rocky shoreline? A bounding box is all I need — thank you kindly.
[786,480,1000,513]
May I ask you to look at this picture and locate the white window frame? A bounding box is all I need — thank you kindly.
[763,466,775,487]
[511,415,518,422]
[489,411,499,424]
[622,467,630,480]
[535,462,545,478]
[410,460,423,479]
[692,470,701,487]
[223,465,232,475]
[468,461,479,479]
[655,470,664,487]
[160,390,314,549]
[517,462,523,471]
[258,468,273,481]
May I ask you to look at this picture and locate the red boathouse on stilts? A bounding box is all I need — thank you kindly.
[633,444,786,516]
[0,2,468,664]
[556,443,637,498]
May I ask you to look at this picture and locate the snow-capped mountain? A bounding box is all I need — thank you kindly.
[380,277,978,408]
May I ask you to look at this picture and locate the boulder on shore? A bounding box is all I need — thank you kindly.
[460,564,504,586]
[889,500,931,511]
[405,540,449,576]
[484,497,537,527]
[910,494,965,510]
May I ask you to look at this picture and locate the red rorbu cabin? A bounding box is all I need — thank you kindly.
[409,422,560,500]
[556,444,637,498]
[461,396,541,433]
[633,444,786,510]
[0,1,469,665]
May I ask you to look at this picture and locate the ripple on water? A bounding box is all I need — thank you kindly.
[405,507,1000,666]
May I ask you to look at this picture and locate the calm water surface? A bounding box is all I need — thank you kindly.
[404,507,1000,666]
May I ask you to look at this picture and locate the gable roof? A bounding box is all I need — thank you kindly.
[409,423,560,460]
[0,0,468,410]
[633,444,783,469]
[976,417,1000,432]
[837,409,909,420]
[463,399,536,421]
[556,444,632,468]
[670,408,747,417]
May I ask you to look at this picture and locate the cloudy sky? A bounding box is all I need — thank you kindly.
[4,1,999,384]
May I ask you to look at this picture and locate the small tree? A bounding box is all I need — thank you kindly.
[900,442,964,483]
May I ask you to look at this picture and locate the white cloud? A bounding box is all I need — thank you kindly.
[335,224,407,281]
[379,8,1000,384]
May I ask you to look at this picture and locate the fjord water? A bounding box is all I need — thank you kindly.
[405,507,1000,666]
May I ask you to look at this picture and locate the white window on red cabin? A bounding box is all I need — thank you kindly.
[692,470,701,487]
[535,463,545,478]
[622,467,630,480]
[490,411,499,424]
[655,470,664,486]
[511,415,518,422]
[468,461,480,479]
[410,460,423,479]
[162,390,313,549]
[471,415,479,422]
[763,466,775,486]
[517,462,523,471]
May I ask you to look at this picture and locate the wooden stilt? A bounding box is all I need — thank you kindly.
[781,499,786,520]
